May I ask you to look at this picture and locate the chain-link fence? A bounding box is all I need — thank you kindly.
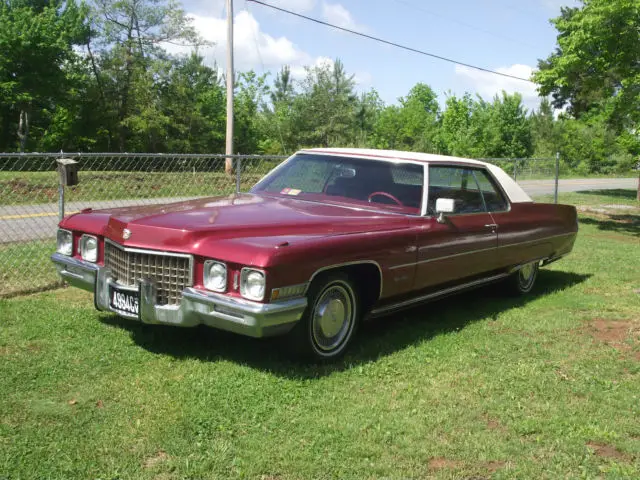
[0,153,285,296]
[1,153,560,297]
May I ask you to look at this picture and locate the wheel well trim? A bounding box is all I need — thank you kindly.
[307,261,383,300]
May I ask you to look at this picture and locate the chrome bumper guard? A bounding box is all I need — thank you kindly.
[51,253,307,337]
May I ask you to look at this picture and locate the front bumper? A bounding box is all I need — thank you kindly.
[51,253,307,337]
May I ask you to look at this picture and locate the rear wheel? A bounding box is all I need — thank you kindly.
[508,260,539,295]
[287,273,360,362]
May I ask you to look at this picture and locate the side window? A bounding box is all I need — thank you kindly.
[473,170,508,212]
[428,166,486,215]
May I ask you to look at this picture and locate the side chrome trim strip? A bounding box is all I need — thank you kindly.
[388,232,575,270]
[370,272,510,317]
[307,260,384,300]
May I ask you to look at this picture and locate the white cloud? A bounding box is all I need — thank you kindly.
[163,7,372,92]
[289,56,334,79]
[454,63,541,110]
[164,10,312,71]
[321,2,366,31]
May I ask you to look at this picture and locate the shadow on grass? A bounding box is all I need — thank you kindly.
[579,189,638,200]
[99,270,591,379]
[580,215,640,237]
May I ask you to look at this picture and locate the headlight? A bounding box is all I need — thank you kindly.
[56,229,73,256]
[240,268,265,301]
[80,234,98,262]
[204,260,227,292]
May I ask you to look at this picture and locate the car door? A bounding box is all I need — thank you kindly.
[412,165,498,291]
[474,168,552,269]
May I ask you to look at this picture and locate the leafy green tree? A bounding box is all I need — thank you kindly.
[161,53,225,153]
[483,92,532,158]
[396,83,440,152]
[533,0,640,131]
[88,0,202,150]
[0,0,89,151]
[353,89,384,147]
[234,71,270,155]
[293,59,357,147]
[437,93,477,156]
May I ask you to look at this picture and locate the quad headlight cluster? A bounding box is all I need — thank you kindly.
[203,260,227,292]
[56,229,73,256]
[240,268,265,301]
[57,229,99,263]
[203,261,266,301]
[80,234,98,262]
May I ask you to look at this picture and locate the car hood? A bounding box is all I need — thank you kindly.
[64,193,410,251]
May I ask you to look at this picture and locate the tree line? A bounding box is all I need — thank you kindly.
[1,0,637,174]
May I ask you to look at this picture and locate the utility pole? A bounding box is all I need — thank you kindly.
[225,0,234,175]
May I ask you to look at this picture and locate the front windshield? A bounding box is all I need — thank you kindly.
[250,153,424,215]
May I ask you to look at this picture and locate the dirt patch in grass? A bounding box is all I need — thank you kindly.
[486,461,506,473]
[143,450,169,469]
[588,318,639,350]
[590,319,632,344]
[484,414,508,433]
[428,457,461,470]
[587,442,630,461]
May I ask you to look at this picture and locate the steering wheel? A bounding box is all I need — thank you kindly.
[367,192,404,206]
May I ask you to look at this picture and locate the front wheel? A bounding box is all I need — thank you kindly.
[287,273,360,362]
[508,260,539,295]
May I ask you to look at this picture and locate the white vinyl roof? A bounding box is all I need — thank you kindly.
[301,148,533,203]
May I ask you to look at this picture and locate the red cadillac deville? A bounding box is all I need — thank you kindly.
[52,148,578,360]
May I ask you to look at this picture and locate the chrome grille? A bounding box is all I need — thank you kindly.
[104,240,192,305]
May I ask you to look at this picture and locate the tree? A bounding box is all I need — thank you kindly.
[293,59,357,147]
[533,0,640,131]
[396,83,440,152]
[483,92,532,158]
[89,0,202,150]
[161,53,225,153]
[437,93,477,157]
[0,0,89,151]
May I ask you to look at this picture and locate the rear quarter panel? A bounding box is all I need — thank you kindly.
[491,202,578,269]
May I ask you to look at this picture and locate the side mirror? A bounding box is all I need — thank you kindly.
[435,198,455,223]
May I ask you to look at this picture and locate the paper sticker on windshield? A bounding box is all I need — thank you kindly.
[280,188,291,194]
[280,188,301,196]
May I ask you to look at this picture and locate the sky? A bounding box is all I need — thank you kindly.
[168,0,581,111]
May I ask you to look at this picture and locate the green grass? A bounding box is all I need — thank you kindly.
[1,192,639,479]
[0,240,60,297]
[0,170,272,206]
[534,188,640,207]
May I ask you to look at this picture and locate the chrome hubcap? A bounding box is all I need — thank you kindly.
[312,284,353,352]
[519,262,537,288]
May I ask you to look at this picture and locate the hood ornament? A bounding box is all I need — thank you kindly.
[122,228,131,240]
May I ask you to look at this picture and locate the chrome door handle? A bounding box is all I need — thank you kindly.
[484,224,498,229]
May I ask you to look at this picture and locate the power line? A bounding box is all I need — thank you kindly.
[389,0,539,50]
[247,0,534,84]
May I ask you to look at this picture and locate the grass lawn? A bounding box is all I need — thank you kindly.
[0,169,273,206]
[0,240,60,297]
[0,191,639,479]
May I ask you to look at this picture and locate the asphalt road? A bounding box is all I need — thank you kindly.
[1,178,637,244]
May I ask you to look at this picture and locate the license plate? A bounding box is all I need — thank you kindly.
[109,284,140,318]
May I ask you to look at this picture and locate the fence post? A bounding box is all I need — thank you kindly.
[554,152,560,204]
[58,151,64,221]
[513,159,518,181]
[235,156,241,194]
